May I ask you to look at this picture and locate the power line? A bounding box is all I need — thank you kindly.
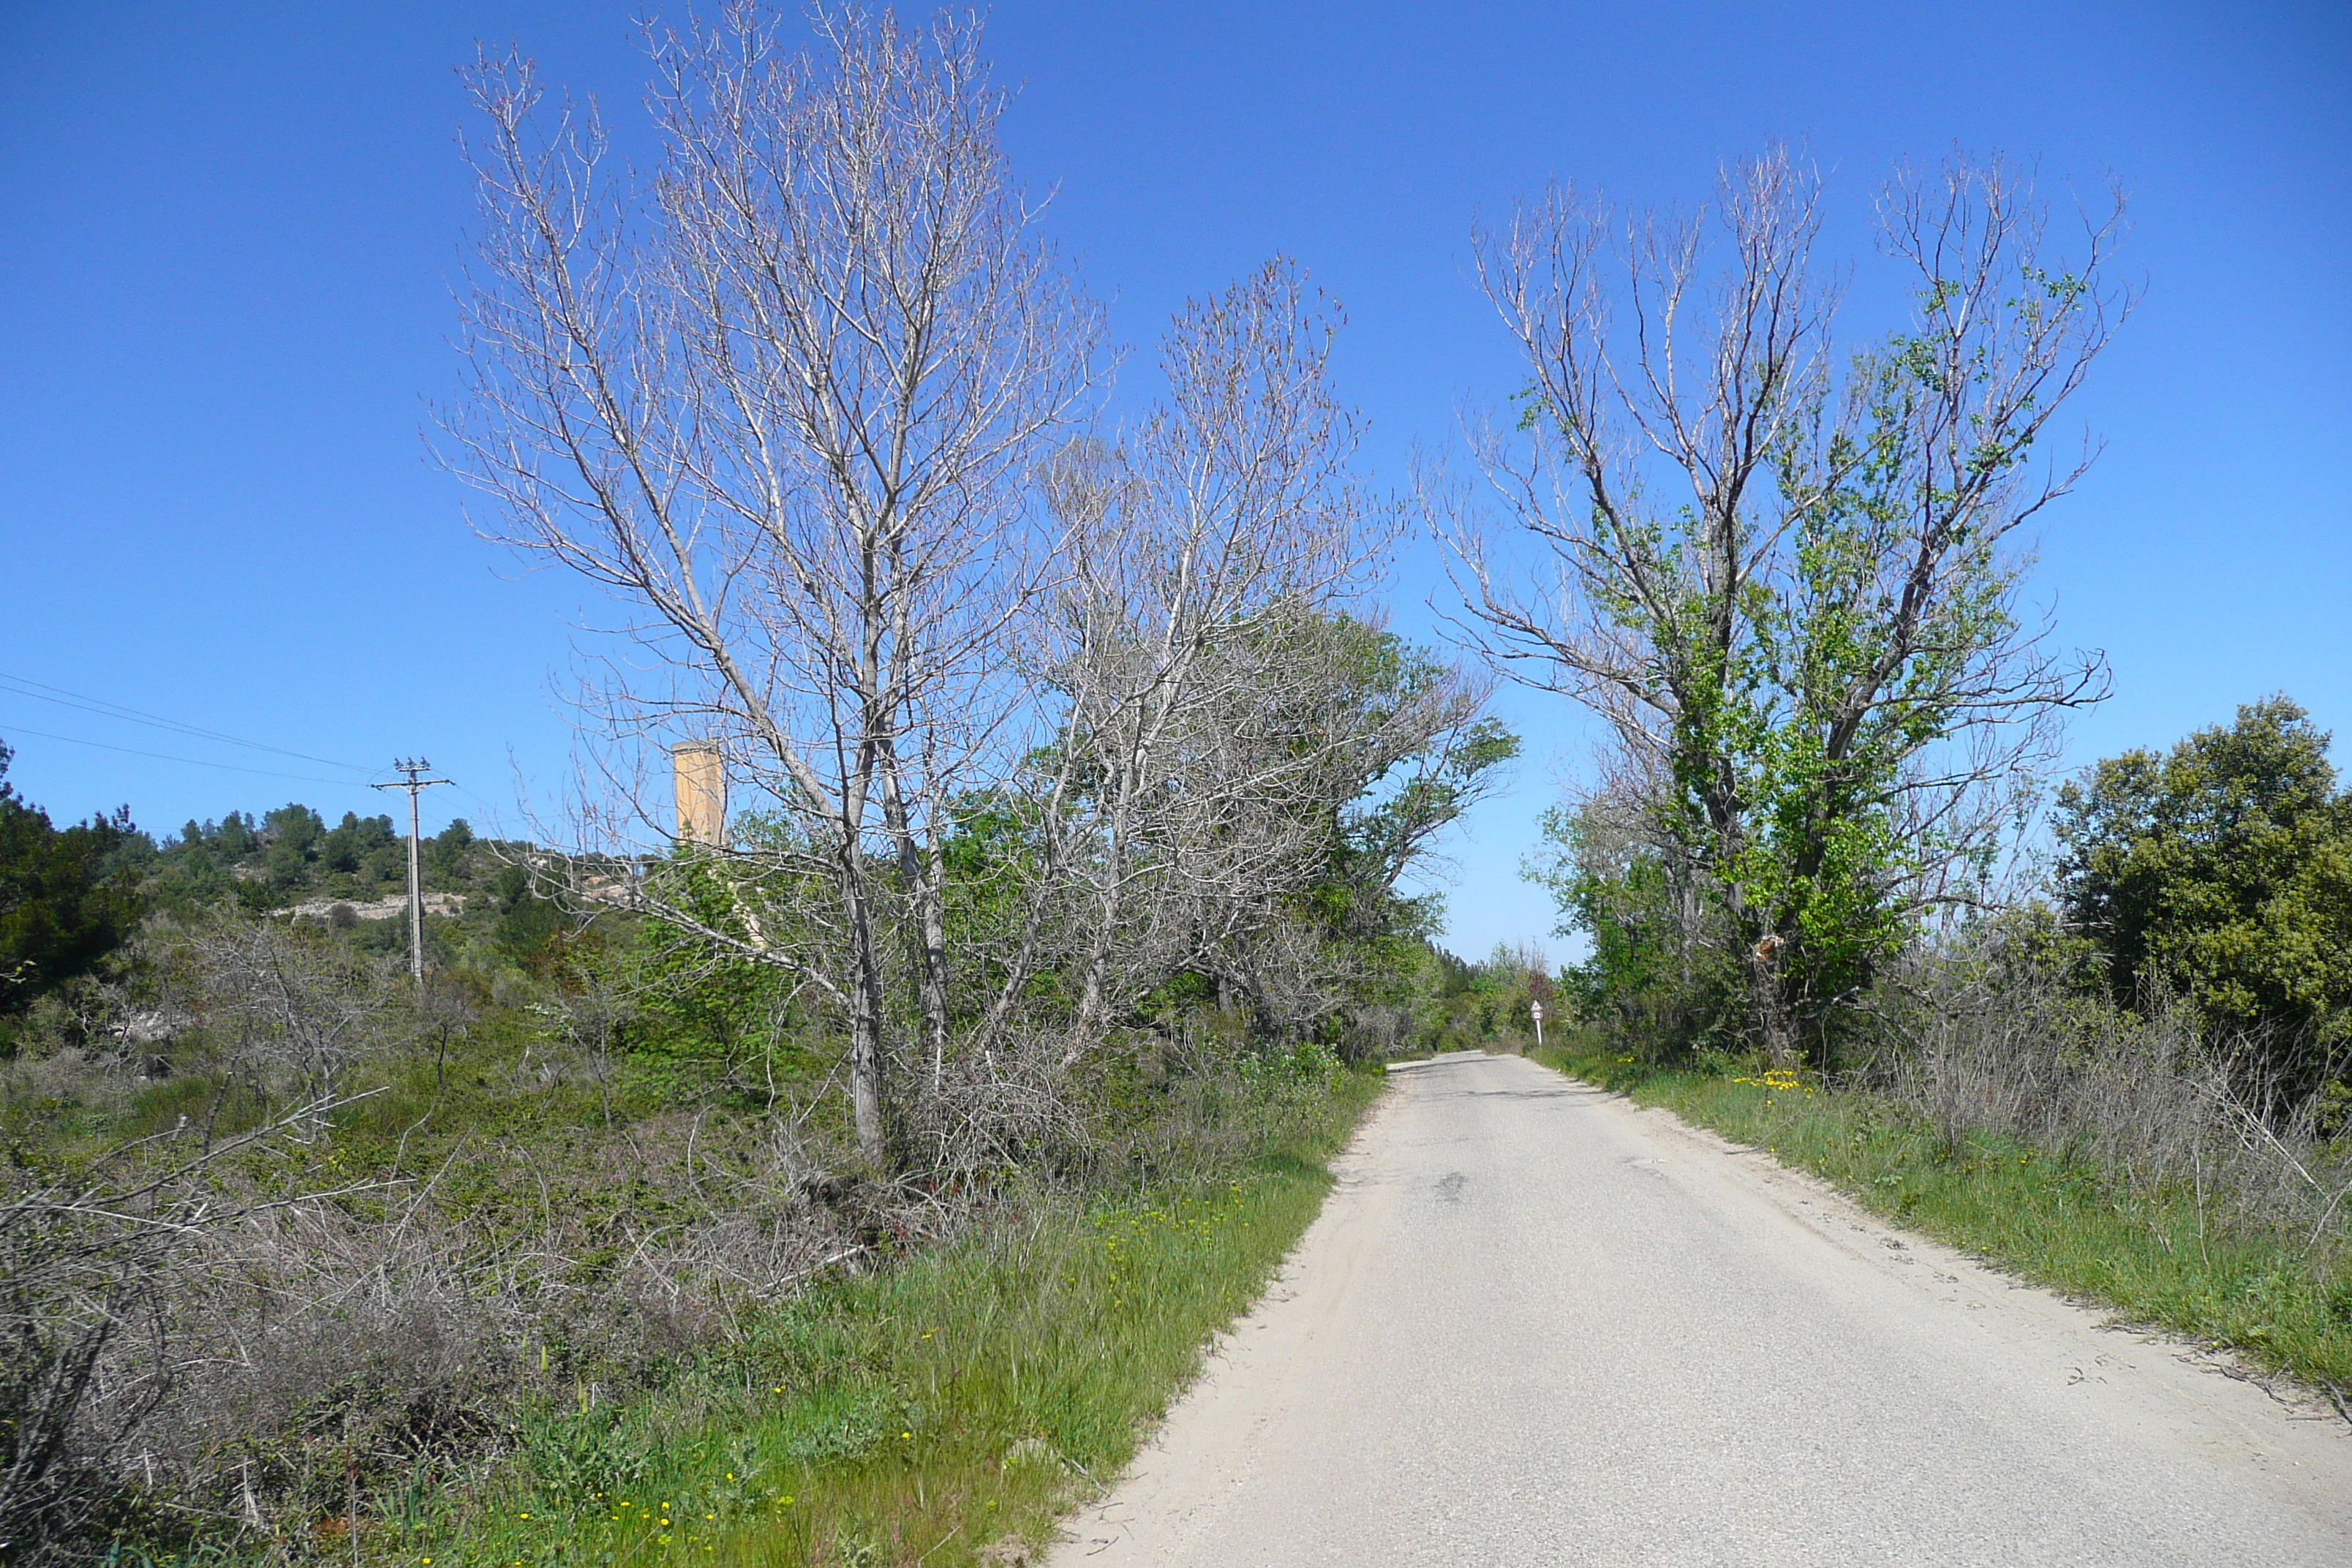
[0,676,502,831]
[0,723,367,789]
[0,671,373,772]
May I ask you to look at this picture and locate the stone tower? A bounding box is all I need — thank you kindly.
[671,740,726,846]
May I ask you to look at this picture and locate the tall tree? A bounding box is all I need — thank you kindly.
[1441,150,2126,1063]
[1028,261,1394,1044]
[451,4,1101,1156]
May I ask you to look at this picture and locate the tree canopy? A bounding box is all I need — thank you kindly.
[2056,696,2352,1049]
[1455,151,2123,1065]
[0,741,140,1014]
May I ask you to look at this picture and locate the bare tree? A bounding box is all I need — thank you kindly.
[1440,148,2128,1061]
[1016,262,1395,1047]
[195,923,402,1105]
[0,1100,380,1566]
[1156,603,1509,1036]
[449,4,1102,1157]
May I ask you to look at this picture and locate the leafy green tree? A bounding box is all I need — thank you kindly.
[1447,150,2124,1064]
[139,811,282,916]
[1283,621,1520,1024]
[1316,630,1520,940]
[263,803,325,892]
[1529,794,1746,1060]
[1098,608,1513,1041]
[2055,696,2352,1052]
[215,810,257,858]
[0,741,141,1017]
[490,863,569,971]
[427,818,476,883]
[319,811,399,883]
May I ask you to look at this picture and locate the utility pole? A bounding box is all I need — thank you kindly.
[374,758,453,982]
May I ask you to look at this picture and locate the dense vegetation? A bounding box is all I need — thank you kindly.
[0,742,140,1019]
[2054,696,2352,1064]
[0,739,1471,1567]
[1550,697,2351,1080]
[0,769,567,1050]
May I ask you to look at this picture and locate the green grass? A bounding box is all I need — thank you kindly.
[376,1064,1384,1568]
[1531,1039,2352,1397]
[7,998,1382,1567]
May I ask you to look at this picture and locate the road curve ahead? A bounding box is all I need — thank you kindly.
[1052,1052,2352,1567]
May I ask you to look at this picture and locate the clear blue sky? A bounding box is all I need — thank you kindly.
[2,1,2345,962]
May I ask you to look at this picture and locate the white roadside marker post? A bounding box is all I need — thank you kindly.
[1530,998,1545,1051]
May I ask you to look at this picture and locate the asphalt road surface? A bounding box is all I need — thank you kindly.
[1050,1052,2352,1567]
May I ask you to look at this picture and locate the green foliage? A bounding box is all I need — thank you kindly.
[630,925,807,1100]
[1033,604,1515,1051]
[1542,694,2352,1082]
[1654,340,2035,1046]
[424,1066,1384,1568]
[1528,802,1744,1063]
[488,862,569,970]
[425,817,475,881]
[0,739,142,1021]
[109,791,594,982]
[1316,620,1520,919]
[1386,940,1557,1056]
[2055,696,2352,1053]
[1256,614,1520,1028]
[261,802,325,891]
[1498,174,2120,1066]
[139,812,269,915]
[320,810,402,879]
[138,801,510,916]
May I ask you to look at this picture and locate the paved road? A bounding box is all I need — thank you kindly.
[1052,1052,2352,1567]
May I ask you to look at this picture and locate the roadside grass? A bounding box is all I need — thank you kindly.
[382,1064,1384,1568]
[10,998,1384,1566]
[1530,1039,2352,1397]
